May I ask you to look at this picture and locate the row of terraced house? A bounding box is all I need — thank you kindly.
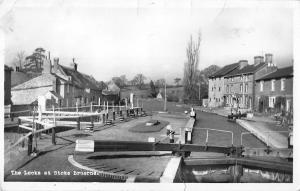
[208,53,293,114]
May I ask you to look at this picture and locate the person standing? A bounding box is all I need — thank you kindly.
[190,108,196,119]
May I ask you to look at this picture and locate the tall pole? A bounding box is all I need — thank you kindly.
[198,83,201,101]
[164,79,167,111]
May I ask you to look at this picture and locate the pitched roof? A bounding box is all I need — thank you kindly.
[224,62,265,77]
[256,66,293,81]
[11,73,55,90]
[11,72,40,87]
[209,63,240,78]
[59,65,100,90]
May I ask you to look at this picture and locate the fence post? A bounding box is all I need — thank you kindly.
[90,102,93,112]
[206,129,208,144]
[28,134,33,156]
[113,111,116,121]
[18,118,21,134]
[90,116,94,132]
[102,113,106,124]
[77,117,80,130]
[52,105,56,145]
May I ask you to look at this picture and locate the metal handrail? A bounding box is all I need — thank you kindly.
[194,127,234,145]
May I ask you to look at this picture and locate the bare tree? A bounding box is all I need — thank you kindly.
[132,74,146,89]
[14,51,26,69]
[183,32,201,100]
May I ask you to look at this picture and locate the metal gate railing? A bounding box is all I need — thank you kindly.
[194,128,234,145]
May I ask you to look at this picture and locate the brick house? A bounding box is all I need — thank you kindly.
[208,63,240,107]
[255,66,293,114]
[223,54,277,110]
[11,58,103,111]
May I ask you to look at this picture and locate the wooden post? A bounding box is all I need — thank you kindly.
[113,111,116,120]
[17,118,21,134]
[77,117,80,130]
[107,101,109,113]
[98,97,101,106]
[28,134,33,156]
[125,99,128,110]
[90,116,94,132]
[33,107,37,153]
[229,165,243,183]
[76,102,79,112]
[102,113,106,124]
[52,105,56,145]
[52,127,56,145]
[90,102,93,112]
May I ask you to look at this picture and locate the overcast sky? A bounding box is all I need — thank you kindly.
[1,0,294,83]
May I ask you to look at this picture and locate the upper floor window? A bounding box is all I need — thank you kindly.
[219,87,221,92]
[271,79,275,91]
[260,81,264,92]
[245,83,248,93]
[281,78,286,91]
[226,85,229,93]
[240,84,243,92]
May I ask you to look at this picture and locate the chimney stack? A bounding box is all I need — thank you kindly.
[71,58,78,71]
[238,60,248,69]
[53,57,59,72]
[265,53,273,67]
[254,56,264,66]
[42,57,52,74]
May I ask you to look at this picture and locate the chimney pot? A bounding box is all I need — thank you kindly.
[238,60,248,69]
[254,56,264,66]
[265,53,273,65]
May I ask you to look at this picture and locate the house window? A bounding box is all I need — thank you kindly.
[269,96,276,108]
[245,83,248,93]
[219,87,221,92]
[212,87,213,91]
[260,81,264,92]
[281,78,285,91]
[230,85,233,93]
[271,79,275,91]
[226,85,229,93]
[240,84,243,92]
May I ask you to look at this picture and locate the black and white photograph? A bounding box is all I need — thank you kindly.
[1,0,299,190]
